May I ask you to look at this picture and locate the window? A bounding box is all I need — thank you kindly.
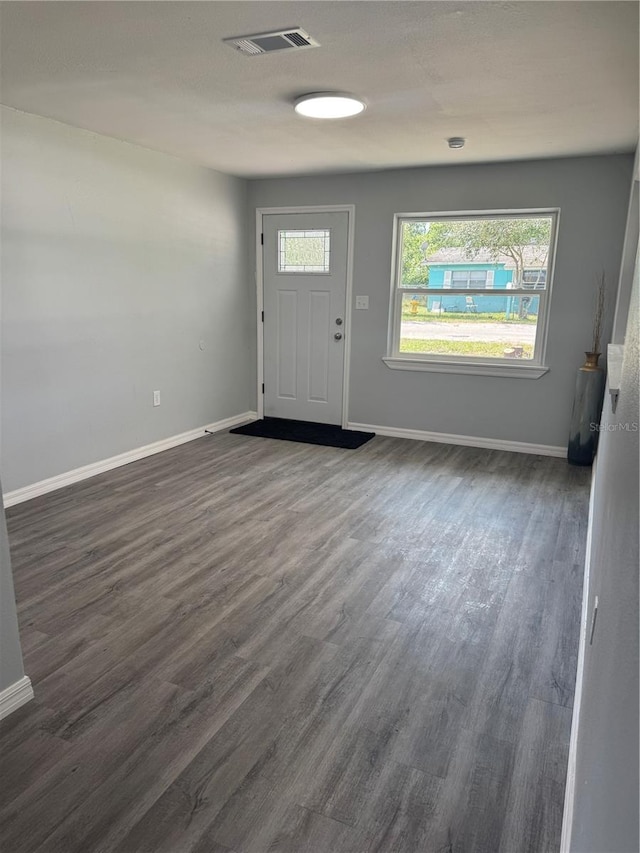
[450,270,488,289]
[385,211,558,378]
[278,229,330,273]
[522,269,547,289]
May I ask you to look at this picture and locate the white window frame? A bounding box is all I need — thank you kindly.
[383,209,560,379]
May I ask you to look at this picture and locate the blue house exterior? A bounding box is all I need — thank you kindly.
[421,261,541,316]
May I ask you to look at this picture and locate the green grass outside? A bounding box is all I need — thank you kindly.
[399,338,534,358]
[401,307,537,324]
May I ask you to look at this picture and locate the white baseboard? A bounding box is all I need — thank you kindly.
[4,411,257,507]
[559,455,599,851]
[347,421,565,458]
[0,676,34,721]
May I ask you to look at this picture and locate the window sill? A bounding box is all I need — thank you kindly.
[382,356,550,379]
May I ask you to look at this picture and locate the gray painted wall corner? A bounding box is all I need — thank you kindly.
[567,188,640,851]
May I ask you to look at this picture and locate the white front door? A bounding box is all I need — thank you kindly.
[262,212,348,425]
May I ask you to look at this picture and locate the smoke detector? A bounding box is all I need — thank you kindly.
[224,28,320,56]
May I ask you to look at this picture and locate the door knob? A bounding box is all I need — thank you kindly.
[334,332,343,340]
[335,317,343,325]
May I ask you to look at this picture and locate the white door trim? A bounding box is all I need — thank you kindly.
[256,205,355,429]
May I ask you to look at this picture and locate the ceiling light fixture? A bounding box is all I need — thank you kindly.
[294,93,366,119]
[448,137,466,149]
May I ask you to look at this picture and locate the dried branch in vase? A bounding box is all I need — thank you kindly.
[592,272,606,355]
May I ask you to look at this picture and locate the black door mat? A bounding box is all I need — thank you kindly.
[230,418,375,450]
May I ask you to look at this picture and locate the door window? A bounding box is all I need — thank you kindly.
[278,229,331,273]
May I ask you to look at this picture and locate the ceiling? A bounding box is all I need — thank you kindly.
[1,1,638,178]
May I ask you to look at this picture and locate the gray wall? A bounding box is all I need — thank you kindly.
[612,151,639,344]
[568,236,639,846]
[249,155,633,447]
[1,107,253,493]
[0,479,25,691]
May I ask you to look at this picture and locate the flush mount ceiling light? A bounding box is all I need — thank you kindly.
[448,137,466,149]
[294,93,366,119]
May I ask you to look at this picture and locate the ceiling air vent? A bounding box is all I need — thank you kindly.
[224,28,320,56]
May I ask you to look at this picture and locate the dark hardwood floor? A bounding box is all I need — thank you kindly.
[0,432,590,853]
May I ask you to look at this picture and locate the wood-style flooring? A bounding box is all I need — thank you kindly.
[0,432,590,853]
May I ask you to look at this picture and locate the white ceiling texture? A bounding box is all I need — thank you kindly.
[1,1,638,178]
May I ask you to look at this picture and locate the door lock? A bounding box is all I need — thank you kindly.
[334,332,343,340]
[335,317,343,326]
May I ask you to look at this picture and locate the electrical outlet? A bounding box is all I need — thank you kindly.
[355,295,369,310]
[153,390,161,407]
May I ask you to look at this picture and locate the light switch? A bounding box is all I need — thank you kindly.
[355,295,369,310]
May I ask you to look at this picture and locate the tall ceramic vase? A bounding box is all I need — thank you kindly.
[567,352,606,466]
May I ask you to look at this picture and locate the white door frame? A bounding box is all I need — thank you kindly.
[256,205,355,429]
